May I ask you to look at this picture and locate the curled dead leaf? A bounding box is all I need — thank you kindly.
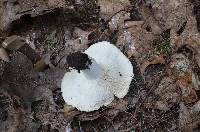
[63,104,79,119]
[141,54,165,74]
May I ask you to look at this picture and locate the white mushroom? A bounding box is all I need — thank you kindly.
[61,41,133,112]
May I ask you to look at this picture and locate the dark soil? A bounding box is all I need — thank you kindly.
[192,0,200,31]
[67,52,92,72]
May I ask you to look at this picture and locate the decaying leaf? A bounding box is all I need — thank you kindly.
[0,48,9,62]
[169,53,191,78]
[170,16,200,51]
[98,0,131,20]
[48,0,68,7]
[169,53,198,103]
[149,0,192,32]
[152,53,199,109]
[155,77,180,107]
[0,0,61,31]
[73,27,91,47]
[179,102,193,131]
[179,101,200,131]
[192,100,200,112]
[63,104,80,120]
[178,81,198,103]
[116,22,163,74]
[139,6,164,35]
[169,15,200,82]
[108,11,130,31]
[32,99,68,131]
[143,100,170,111]
[140,54,165,74]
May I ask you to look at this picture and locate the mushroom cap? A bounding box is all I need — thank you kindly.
[61,41,133,112]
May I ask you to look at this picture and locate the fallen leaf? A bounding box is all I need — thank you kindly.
[192,100,200,112]
[63,104,79,119]
[169,53,191,78]
[168,53,198,103]
[177,81,198,103]
[48,0,68,7]
[0,48,9,62]
[170,16,200,52]
[140,54,165,74]
[0,0,58,31]
[116,22,161,74]
[155,77,181,104]
[139,6,164,35]
[109,11,130,31]
[179,102,193,132]
[98,0,131,20]
[149,0,192,32]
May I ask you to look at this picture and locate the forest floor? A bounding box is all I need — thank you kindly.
[0,0,200,131]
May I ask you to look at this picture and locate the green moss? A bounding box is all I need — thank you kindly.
[156,40,171,54]
[46,39,56,49]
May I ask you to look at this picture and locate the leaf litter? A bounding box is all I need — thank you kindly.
[0,0,200,131]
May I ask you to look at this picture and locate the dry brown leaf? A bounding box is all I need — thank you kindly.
[155,77,180,104]
[177,81,198,103]
[109,11,130,31]
[192,100,200,112]
[0,0,58,31]
[124,21,144,28]
[179,101,200,131]
[63,28,90,53]
[179,102,193,132]
[116,23,161,74]
[63,104,80,119]
[140,54,165,74]
[168,53,199,103]
[149,0,192,32]
[169,15,200,83]
[48,0,68,7]
[192,72,200,90]
[169,53,191,78]
[0,48,9,62]
[98,0,131,20]
[170,16,200,51]
[152,52,199,106]
[143,101,170,111]
[73,27,91,46]
[139,6,164,35]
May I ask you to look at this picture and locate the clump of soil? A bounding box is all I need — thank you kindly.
[67,52,92,72]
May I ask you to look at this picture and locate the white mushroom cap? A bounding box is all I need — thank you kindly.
[61,41,133,112]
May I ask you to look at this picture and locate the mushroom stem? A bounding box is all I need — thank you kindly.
[82,58,104,79]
